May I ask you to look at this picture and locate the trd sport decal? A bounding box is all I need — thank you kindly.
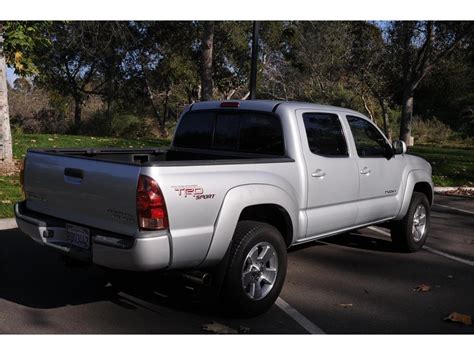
[172,185,215,200]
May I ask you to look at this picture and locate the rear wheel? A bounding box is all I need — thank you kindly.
[221,221,287,317]
[391,192,430,252]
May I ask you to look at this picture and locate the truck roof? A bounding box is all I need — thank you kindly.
[189,100,365,117]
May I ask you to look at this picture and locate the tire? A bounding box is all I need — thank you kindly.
[220,221,287,317]
[391,192,430,252]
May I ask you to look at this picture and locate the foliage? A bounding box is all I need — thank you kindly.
[2,21,473,141]
[79,111,144,138]
[2,21,52,75]
[410,116,454,144]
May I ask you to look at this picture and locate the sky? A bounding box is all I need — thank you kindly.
[7,67,17,86]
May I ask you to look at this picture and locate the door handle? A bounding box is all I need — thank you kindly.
[311,169,326,178]
[360,167,371,175]
[64,168,83,184]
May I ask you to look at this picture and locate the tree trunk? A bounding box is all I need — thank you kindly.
[0,28,13,165]
[160,89,171,137]
[73,95,83,128]
[378,97,391,141]
[200,22,214,101]
[399,89,414,144]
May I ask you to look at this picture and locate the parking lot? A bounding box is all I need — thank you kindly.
[0,194,472,334]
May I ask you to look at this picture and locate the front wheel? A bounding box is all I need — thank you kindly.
[391,192,431,252]
[221,221,287,317]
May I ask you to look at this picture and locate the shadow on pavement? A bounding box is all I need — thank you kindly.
[0,227,221,317]
[322,232,400,253]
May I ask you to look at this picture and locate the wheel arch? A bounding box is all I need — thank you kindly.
[239,203,293,248]
[395,169,434,220]
[199,184,298,267]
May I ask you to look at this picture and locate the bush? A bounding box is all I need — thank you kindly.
[411,116,454,144]
[21,118,42,133]
[16,109,70,134]
[79,111,145,138]
[109,114,142,137]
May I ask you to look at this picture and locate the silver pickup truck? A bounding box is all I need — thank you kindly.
[15,100,433,316]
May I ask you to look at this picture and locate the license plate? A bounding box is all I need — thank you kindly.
[66,224,90,249]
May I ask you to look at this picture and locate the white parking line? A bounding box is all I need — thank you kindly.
[367,226,390,237]
[434,203,474,215]
[275,297,325,334]
[367,226,474,268]
[422,246,474,267]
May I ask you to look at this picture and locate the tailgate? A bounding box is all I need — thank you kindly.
[24,151,140,236]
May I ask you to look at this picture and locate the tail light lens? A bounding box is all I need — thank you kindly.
[136,175,169,230]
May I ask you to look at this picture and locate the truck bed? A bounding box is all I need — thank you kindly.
[28,147,293,166]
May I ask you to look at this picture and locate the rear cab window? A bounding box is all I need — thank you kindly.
[173,110,285,156]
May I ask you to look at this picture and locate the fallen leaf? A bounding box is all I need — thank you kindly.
[30,139,36,143]
[338,303,353,308]
[202,321,238,334]
[1,200,12,204]
[48,138,54,141]
[413,284,431,292]
[444,312,472,326]
[239,326,251,334]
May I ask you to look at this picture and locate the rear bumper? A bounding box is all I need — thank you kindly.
[14,202,171,271]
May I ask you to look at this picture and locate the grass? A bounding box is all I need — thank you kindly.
[0,176,23,218]
[0,133,472,218]
[12,133,170,160]
[408,145,473,187]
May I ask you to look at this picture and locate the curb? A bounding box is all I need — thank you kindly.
[434,187,474,199]
[434,187,474,192]
[0,218,17,230]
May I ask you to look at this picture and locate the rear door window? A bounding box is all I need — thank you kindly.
[239,113,284,155]
[303,112,348,157]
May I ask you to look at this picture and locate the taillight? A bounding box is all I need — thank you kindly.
[220,101,240,108]
[136,175,169,230]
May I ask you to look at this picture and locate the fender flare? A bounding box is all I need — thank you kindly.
[395,169,434,220]
[199,183,299,267]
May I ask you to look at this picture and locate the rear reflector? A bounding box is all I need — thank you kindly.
[136,175,169,230]
[220,101,240,108]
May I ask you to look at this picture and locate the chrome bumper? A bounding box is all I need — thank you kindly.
[14,202,171,271]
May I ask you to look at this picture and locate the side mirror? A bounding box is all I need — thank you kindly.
[392,140,407,155]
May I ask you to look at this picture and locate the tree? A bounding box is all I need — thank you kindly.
[0,21,50,166]
[34,22,119,127]
[387,21,472,143]
[0,23,12,166]
[200,22,215,101]
[348,22,393,138]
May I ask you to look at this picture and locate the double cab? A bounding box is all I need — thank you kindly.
[15,100,433,315]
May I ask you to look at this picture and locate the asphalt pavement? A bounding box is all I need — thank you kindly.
[0,195,472,334]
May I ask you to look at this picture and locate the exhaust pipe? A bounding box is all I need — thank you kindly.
[181,270,213,286]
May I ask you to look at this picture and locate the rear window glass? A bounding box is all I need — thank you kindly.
[213,113,240,150]
[174,111,285,155]
[173,111,215,149]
